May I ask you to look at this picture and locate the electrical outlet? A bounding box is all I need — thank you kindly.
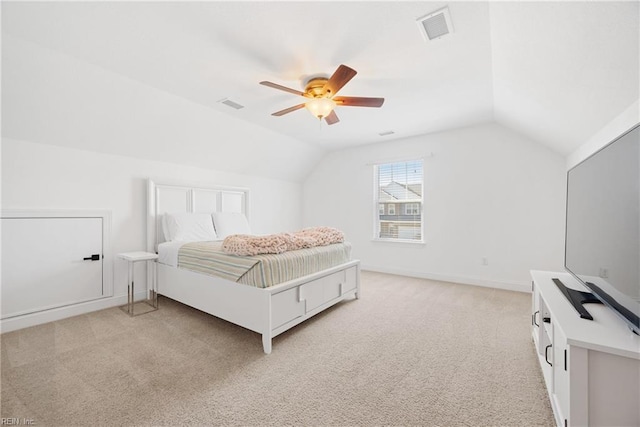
[482,257,488,266]
[599,268,609,278]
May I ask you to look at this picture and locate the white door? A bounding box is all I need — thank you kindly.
[1,217,104,318]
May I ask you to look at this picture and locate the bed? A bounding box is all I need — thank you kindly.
[146,179,360,354]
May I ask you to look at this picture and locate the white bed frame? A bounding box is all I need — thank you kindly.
[147,179,360,354]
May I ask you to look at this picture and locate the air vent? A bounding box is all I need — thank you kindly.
[218,98,245,110]
[378,130,395,137]
[417,7,454,41]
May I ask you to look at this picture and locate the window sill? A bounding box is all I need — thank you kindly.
[371,238,425,245]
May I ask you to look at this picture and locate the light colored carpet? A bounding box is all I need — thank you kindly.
[1,271,554,426]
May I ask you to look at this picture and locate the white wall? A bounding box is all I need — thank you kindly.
[1,34,324,183]
[1,138,302,326]
[567,100,640,168]
[302,123,566,291]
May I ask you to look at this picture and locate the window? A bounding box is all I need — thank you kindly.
[379,204,385,215]
[405,203,419,215]
[374,160,423,241]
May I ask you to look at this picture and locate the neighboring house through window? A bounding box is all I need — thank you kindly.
[374,159,423,241]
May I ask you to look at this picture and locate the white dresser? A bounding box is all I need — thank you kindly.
[531,270,640,427]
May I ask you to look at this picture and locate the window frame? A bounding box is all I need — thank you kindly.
[373,159,424,244]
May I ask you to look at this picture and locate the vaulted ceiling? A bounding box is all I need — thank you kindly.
[2,1,638,180]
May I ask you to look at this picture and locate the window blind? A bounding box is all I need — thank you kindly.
[374,160,423,241]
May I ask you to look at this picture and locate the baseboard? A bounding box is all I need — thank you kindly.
[360,265,530,293]
[0,291,148,333]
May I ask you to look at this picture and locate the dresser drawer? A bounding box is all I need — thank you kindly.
[271,287,305,329]
[301,270,346,312]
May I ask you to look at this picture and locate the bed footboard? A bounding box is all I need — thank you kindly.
[157,260,360,354]
[263,262,360,353]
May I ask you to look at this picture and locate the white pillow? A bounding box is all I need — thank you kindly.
[212,212,251,238]
[163,212,217,242]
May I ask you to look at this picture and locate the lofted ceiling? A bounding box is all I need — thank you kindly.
[2,1,639,168]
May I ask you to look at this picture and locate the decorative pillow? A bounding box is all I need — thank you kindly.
[161,214,172,242]
[212,212,251,239]
[163,212,217,242]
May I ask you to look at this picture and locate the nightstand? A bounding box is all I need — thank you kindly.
[118,251,159,316]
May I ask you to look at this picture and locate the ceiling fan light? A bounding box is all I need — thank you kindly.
[305,98,336,119]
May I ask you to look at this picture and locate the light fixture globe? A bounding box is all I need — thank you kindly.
[305,97,336,119]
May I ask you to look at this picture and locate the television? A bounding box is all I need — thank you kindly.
[564,123,640,335]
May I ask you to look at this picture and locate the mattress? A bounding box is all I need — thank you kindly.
[161,241,352,288]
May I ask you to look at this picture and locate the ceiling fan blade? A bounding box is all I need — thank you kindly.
[260,81,305,97]
[272,103,306,116]
[334,96,385,108]
[325,110,340,125]
[322,64,357,97]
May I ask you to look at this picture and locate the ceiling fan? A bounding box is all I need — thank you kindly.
[259,64,384,125]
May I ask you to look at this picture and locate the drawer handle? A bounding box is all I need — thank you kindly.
[83,254,100,261]
[545,344,553,367]
[297,287,307,313]
[532,310,540,327]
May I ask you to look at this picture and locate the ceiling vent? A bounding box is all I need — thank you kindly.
[218,98,245,110]
[416,7,454,42]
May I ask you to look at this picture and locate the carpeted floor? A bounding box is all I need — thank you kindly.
[1,271,554,426]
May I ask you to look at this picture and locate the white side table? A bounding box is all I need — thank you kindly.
[118,251,158,316]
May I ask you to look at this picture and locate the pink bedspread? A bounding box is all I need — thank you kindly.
[222,226,344,256]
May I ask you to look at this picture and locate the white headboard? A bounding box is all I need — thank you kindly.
[146,179,249,253]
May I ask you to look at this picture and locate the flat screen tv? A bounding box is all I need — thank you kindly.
[565,123,640,335]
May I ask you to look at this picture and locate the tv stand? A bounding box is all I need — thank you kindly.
[531,271,640,427]
[552,278,602,320]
